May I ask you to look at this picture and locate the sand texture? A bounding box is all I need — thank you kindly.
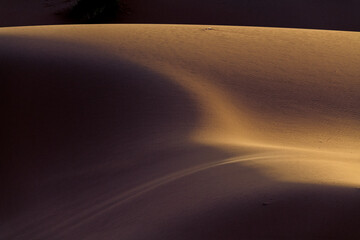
[2,24,360,239]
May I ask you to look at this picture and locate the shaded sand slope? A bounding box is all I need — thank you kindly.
[2,25,360,239]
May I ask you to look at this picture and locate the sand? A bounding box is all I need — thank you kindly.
[2,24,360,239]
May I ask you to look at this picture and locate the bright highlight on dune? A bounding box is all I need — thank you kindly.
[2,24,360,239]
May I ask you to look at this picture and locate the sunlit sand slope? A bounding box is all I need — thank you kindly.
[2,25,360,239]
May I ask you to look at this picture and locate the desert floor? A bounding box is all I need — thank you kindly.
[2,24,360,239]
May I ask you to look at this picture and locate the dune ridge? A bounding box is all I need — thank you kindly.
[2,24,360,239]
[2,0,360,32]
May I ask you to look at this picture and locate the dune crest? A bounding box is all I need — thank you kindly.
[2,25,360,239]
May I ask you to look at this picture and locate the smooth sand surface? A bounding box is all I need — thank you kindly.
[2,24,360,239]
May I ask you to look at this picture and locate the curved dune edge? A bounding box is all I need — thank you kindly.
[2,24,360,239]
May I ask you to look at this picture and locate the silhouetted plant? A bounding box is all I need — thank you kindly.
[67,0,121,23]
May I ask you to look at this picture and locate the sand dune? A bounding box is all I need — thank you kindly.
[2,24,360,239]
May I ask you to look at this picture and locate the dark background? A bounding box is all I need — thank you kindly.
[0,0,360,31]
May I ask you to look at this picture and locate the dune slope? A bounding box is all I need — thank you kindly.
[2,24,360,239]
